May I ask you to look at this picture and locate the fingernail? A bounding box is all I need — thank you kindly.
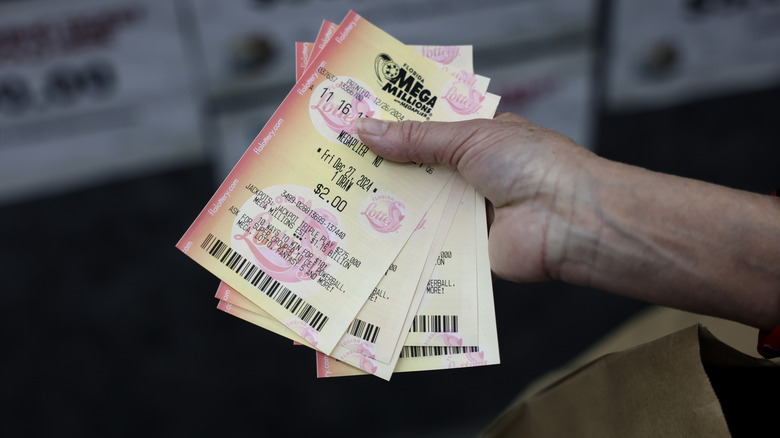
[357,118,389,136]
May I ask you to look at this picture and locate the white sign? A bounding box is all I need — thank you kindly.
[607,0,780,110]
[0,0,203,205]
[483,48,594,150]
[189,0,595,97]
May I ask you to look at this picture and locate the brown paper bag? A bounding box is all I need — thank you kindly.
[481,325,778,438]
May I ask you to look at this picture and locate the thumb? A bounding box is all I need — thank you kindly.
[356,117,497,168]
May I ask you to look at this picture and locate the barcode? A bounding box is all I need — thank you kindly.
[201,233,329,331]
[409,315,459,333]
[346,318,380,343]
[400,345,479,358]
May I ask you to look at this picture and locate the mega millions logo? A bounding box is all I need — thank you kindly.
[374,54,437,119]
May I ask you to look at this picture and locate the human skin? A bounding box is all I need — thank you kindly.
[356,113,780,331]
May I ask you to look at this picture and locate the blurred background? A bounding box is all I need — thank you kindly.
[1,0,778,436]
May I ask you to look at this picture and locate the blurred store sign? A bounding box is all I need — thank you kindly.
[607,0,780,110]
[485,48,594,149]
[0,0,203,205]
[189,0,595,98]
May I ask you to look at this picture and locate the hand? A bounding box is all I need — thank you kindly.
[357,113,597,283]
[357,114,780,330]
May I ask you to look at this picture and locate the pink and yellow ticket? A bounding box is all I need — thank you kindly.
[208,18,499,379]
[316,191,500,377]
[214,25,484,368]
[212,188,501,378]
[177,11,498,355]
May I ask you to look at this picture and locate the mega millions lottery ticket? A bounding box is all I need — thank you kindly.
[215,189,500,378]
[180,11,500,378]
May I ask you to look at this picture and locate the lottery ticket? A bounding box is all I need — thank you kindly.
[210,15,500,378]
[214,177,480,380]
[213,34,478,362]
[332,177,464,362]
[217,178,466,363]
[324,183,473,379]
[317,191,500,377]
[405,184,479,347]
[404,190,499,370]
[215,175,466,365]
[178,11,498,355]
[216,188,501,378]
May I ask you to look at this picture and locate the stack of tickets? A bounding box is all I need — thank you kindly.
[177,11,500,380]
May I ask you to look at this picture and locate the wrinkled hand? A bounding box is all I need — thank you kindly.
[358,113,780,330]
[356,113,598,283]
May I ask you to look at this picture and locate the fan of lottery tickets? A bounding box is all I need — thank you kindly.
[177,11,500,380]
